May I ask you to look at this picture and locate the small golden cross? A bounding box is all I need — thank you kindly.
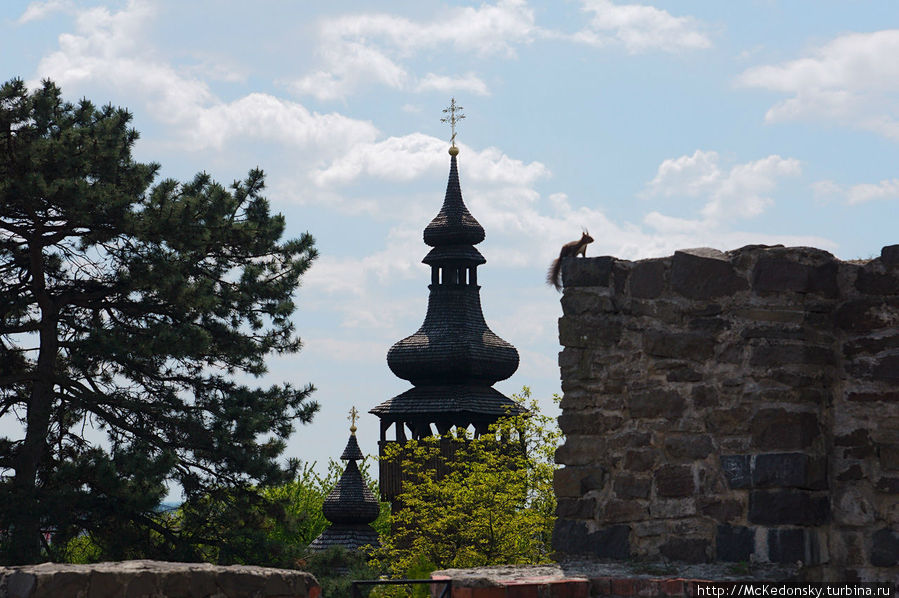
[348,406,359,434]
[441,97,465,147]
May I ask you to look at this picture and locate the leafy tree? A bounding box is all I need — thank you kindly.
[0,78,318,564]
[370,389,560,580]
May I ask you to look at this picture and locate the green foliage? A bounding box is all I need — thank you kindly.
[303,546,377,597]
[261,457,389,552]
[370,388,560,579]
[0,78,318,564]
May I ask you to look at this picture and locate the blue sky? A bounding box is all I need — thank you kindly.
[2,0,898,497]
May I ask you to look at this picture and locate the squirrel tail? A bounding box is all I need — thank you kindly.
[547,258,562,292]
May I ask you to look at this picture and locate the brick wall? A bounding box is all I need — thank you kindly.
[553,245,899,582]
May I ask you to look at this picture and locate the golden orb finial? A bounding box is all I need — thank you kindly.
[348,406,359,435]
[449,145,459,156]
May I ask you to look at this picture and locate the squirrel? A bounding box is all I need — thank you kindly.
[547,230,594,292]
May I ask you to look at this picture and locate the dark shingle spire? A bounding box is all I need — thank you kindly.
[308,413,380,552]
[371,142,521,435]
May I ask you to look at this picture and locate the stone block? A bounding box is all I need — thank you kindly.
[644,330,715,361]
[602,499,649,523]
[667,367,703,382]
[558,412,623,435]
[705,408,750,435]
[556,497,597,519]
[749,344,834,367]
[614,474,651,499]
[870,528,899,567]
[835,298,897,332]
[716,525,755,561]
[768,528,806,564]
[650,498,696,518]
[628,390,686,419]
[698,497,744,523]
[872,355,899,383]
[880,444,899,471]
[883,245,899,265]
[876,477,899,493]
[0,561,319,598]
[752,257,838,297]
[672,249,748,299]
[834,486,875,526]
[561,289,611,316]
[552,518,590,553]
[664,434,714,460]
[843,335,899,358]
[748,490,830,525]
[659,538,710,563]
[741,326,807,341]
[692,385,719,409]
[837,464,864,481]
[752,453,826,489]
[589,525,631,559]
[847,391,899,403]
[689,317,731,334]
[720,455,751,489]
[751,409,819,450]
[656,465,695,497]
[561,256,614,288]
[856,268,899,295]
[624,450,657,472]
[554,435,606,466]
[558,317,622,348]
[631,259,667,298]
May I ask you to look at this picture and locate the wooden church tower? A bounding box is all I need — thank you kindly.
[369,100,522,501]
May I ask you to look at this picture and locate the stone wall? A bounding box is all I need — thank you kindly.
[0,560,320,598]
[552,244,899,582]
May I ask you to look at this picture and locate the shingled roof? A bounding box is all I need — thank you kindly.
[423,154,485,247]
[308,431,380,552]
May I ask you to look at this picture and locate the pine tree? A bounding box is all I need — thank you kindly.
[0,78,318,564]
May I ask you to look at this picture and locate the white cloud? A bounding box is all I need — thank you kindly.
[643,150,801,222]
[572,0,711,53]
[31,1,378,153]
[291,1,709,100]
[313,135,549,189]
[812,178,899,205]
[17,0,72,24]
[737,29,899,139]
[415,73,490,96]
[290,1,534,99]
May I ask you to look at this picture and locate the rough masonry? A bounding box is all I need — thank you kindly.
[553,244,899,582]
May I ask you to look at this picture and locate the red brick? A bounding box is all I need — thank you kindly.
[612,578,637,596]
[506,584,539,598]
[635,579,660,597]
[660,579,686,596]
[685,580,713,597]
[453,588,473,598]
[471,588,506,598]
[591,576,613,595]
[309,586,322,598]
[550,580,590,598]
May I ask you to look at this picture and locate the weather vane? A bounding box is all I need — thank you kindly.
[441,97,465,151]
[348,406,359,435]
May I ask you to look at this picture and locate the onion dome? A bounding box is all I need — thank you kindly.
[308,416,380,552]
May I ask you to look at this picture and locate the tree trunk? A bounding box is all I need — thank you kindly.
[9,243,57,564]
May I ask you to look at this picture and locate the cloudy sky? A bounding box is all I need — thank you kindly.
[3,0,898,495]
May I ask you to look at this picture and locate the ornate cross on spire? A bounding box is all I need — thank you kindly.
[348,406,359,435]
[441,97,465,148]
